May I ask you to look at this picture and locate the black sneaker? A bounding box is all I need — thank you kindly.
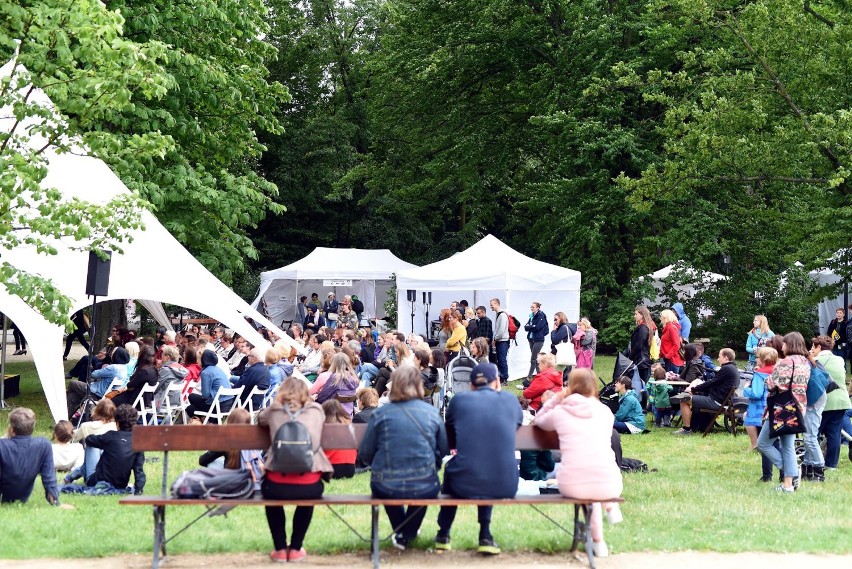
[477,538,500,555]
[391,533,408,551]
[434,535,451,551]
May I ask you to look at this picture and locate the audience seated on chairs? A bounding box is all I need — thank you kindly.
[322,400,357,479]
[66,346,130,419]
[186,350,235,423]
[675,348,739,435]
[0,407,60,505]
[232,347,270,409]
[111,346,158,408]
[153,346,189,412]
[312,353,359,416]
[613,376,646,434]
[296,334,325,381]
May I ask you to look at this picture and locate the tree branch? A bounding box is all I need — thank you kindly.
[723,13,848,194]
[700,175,828,184]
[804,1,835,28]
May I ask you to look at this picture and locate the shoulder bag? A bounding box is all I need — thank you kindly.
[767,362,806,438]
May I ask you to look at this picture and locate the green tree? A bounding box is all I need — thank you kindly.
[1,0,172,325]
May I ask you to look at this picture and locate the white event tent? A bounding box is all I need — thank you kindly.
[396,235,581,380]
[252,248,416,327]
[1,62,298,421]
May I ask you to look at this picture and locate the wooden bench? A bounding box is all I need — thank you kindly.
[121,424,623,569]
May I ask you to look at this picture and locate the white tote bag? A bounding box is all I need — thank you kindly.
[555,341,576,369]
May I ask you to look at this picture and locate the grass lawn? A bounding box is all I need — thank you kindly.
[1,356,851,558]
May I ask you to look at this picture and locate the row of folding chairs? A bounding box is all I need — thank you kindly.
[133,380,282,426]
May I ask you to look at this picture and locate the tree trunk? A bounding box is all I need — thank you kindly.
[92,299,126,350]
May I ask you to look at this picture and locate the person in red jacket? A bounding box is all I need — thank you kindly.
[659,309,684,373]
[522,353,563,412]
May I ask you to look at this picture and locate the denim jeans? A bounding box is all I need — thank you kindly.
[757,421,797,479]
[803,394,826,467]
[495,341,509,382]
[360,363,380,387]
[840,408,852,445]
[372,476,440,541]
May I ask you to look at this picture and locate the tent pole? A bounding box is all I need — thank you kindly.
[0,312,8,410]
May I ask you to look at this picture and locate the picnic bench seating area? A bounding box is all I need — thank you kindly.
[120,423,624,569]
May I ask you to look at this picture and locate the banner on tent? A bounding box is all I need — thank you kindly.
[323,279,352,287]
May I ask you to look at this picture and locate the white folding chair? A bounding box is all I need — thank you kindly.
[195,386,244,425]
[262,383,281,410]
[239,385,268,423]
[103,377,125,395]
[158,382,188,425]
[132,383,159,425]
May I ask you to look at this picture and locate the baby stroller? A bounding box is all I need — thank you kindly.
[599,352,636,414]
[441,349,476,419]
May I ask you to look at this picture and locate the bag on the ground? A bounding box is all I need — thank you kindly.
[265,408,314,473]
[620,457,649,473]
[171,467,255,499]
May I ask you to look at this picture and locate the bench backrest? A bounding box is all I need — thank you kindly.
[132,423,560,452]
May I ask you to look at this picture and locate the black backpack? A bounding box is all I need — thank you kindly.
[266,408,314,473]
[620,457,650,473]
[171,467,255,499]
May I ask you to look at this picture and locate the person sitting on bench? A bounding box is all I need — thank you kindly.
[434,363,522,555]
[675,348,739,435]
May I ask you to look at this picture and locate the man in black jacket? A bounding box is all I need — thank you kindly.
[828,307,848,368]
[675,348,739,435]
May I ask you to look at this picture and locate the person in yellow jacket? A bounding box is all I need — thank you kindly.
[445,312,468,361]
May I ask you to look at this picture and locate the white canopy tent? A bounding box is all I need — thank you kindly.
[809,266,847,335]
[395,235,582,380]
[253,248,416,328]
[1,63,299,421]
[644,262,726,318]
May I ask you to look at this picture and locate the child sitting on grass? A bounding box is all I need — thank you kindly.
[84,404,146,494]
[51,420,84,472]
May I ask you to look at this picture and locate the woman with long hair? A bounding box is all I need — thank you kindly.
[258,377,333,562]
[658,309,684,373]
[746,315,774,372]
[445,311,468,361]
[313,353,359,416]
[576,318,597,370]
[629,306,656,385]
[756,332,811,492]
[322,399,356,479]
[437,309,452,352]
[470,337,490,364]
[533,368,623,558]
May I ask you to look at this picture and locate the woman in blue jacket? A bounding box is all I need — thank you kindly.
[613,376,646,434]
[186,349,234,421]
[745,315,774,371]
[359,365,448,550]
[524,302,548,378]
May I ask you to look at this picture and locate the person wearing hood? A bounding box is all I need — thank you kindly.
[659,309,685,373]
[533,369,623,559]
[153,345,189,411]
[186,349,234,421]
[613,377,645,434]
[671,303,691,343]
[66,347,130,418]
[303,303,325,332]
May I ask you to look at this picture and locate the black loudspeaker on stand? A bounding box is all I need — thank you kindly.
[77,250,112,427]
[406,289,416,335]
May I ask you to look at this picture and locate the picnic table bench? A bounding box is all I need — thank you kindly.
[120,423,623,569]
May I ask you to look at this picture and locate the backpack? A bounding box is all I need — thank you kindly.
[499,311,520,343]
[620,457,650,473]
[171,467,255,499]
[265,408,314,473]
[806,362,835,405]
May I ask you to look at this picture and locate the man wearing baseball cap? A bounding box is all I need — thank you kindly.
[434,363,522,555]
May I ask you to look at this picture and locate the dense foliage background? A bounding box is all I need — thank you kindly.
[5,0,851,349]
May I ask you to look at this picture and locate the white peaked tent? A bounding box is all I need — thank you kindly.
[1,62,298,421]
[253,248,416,327]
[644,263,726,318]
[396,235,582,380]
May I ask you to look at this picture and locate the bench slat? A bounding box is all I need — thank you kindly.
[132,423,560,452]
[120,494,623,507]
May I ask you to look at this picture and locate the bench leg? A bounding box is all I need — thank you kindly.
[151,505,166,569]
[570,504,596,569]
[371,504,380,569]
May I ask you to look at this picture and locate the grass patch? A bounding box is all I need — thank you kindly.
[1,357,850,558]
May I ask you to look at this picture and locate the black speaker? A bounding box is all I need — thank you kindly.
[407,289,416,302]
[85,250,112,297]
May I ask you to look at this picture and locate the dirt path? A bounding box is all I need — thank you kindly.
[2,551,851,569]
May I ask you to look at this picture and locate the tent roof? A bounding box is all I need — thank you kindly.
[397,235,581,290]
[1,62,298,421]
[649,263,725,283]
[260,248,415,282]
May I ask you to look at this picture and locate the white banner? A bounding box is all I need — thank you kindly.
[323,279,352,287]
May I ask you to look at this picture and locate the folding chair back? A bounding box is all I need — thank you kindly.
[132,383,159,425]
[196,386,244,425]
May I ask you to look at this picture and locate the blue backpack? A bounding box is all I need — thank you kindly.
[805,363,832,406]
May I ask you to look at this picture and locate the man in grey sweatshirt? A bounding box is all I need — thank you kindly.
[490,298,510,384]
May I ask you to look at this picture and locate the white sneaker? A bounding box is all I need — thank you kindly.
[592,540,609,558]
[606,504,623,525]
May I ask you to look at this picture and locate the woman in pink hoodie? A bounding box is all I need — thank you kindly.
[533,368,623,558]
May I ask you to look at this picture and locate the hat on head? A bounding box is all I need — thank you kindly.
[470,363,498,387]
[327,292,335,298]
[307,303,318,312]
